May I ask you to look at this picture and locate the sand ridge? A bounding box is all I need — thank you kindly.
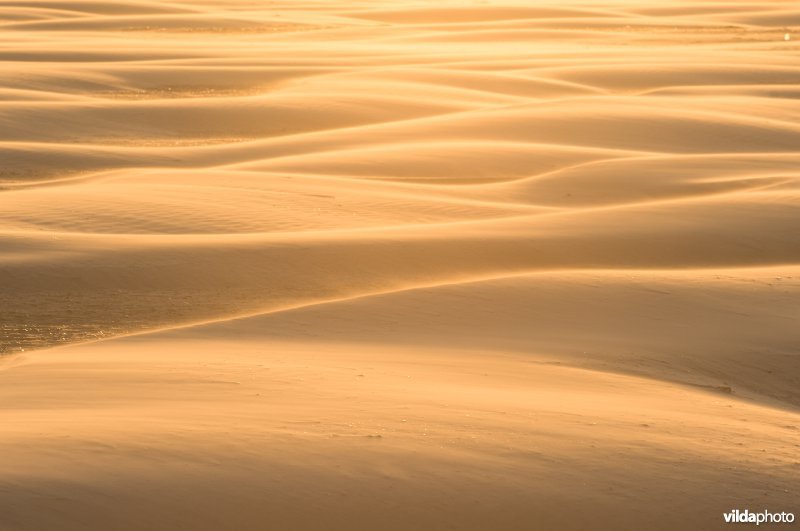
[0,1,799,530]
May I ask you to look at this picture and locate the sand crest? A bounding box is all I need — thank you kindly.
[1,1,798,530]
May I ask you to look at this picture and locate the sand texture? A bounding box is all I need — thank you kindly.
[1,1,799,530]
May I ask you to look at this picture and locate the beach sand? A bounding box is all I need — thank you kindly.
[1,1,798,529]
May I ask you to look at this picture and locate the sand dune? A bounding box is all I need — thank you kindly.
[1,1,798,530]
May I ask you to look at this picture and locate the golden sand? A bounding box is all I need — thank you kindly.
[1,1,798,529]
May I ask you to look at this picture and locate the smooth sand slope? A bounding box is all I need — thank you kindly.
[1,1,799,530]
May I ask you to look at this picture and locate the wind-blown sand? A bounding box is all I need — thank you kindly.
[1,1,799,530]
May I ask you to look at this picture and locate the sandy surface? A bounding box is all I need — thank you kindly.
[1,1,799,530]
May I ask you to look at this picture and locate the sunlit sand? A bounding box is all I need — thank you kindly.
[1,1,798,529]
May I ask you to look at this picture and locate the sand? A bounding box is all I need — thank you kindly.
[1,1,799,530]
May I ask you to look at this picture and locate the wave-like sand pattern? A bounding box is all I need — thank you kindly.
[1,2,798,530]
